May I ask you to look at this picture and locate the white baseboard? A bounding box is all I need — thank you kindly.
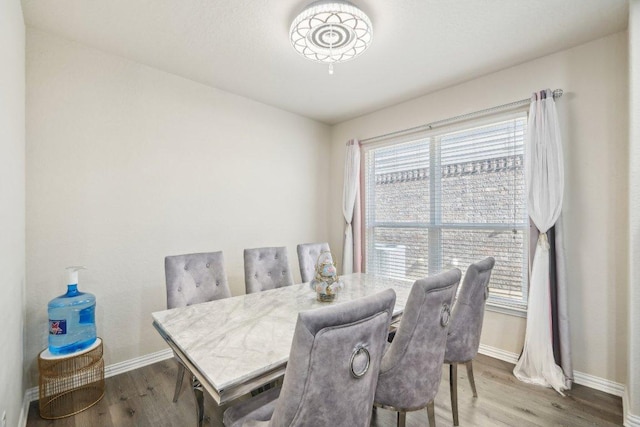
[478,344,625,397]
[24,387,38,406]
[624,390,640,427]
[18,389,31,427]
[19,348,174,427]
[478,344,519,364]
[104,348,173,378]
[573,370,624,397]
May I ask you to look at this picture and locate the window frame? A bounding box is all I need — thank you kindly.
[361,110,530,313]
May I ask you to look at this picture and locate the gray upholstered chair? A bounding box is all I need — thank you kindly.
[223,289,397,427]
[444,257,495,426]
[164,251,231,402]
[374,269,462,427]
[244,246,294,294]
[296,242,330,283]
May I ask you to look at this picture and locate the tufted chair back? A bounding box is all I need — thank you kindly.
[296,242,330,283]
[374,269,461,411]
[444,257,495,426]
[223,289,396,427]
[165,251,231,309]
[244,247,294,294]
[445,257,495,363]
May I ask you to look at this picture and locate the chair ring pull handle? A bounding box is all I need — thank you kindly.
[441,303,451,327]
[484,285,490,300]
[350,346,370,379]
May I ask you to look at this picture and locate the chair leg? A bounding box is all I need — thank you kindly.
[466,360,478,398]
[450,363,459,426]
[397,411,406,427]
[427,401,436,427]
[173,362,185,403]
[192,375,205,427]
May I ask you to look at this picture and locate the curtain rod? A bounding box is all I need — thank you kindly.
[359,88,564,145]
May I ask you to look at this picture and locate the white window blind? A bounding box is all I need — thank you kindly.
[364,114,529,310]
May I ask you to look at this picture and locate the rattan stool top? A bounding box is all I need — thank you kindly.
[39,337,102,360]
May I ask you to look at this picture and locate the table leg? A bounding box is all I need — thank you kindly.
[192,375,204,427]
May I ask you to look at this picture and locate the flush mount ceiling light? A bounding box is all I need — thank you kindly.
[290,1,373,75]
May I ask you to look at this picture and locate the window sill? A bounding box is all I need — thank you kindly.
[486,302,527,318]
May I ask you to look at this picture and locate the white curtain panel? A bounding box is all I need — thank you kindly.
[353,184,362,273]
[513,89,567,394]
[342,139,360,274]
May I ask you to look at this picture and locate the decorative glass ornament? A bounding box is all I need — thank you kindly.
[309,250,343,302]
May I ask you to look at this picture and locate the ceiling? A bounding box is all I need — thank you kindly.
[21,0,629,124]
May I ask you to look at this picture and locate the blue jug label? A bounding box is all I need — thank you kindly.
[49,319,67,335]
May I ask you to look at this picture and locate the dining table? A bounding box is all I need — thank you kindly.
[152,272,414,426]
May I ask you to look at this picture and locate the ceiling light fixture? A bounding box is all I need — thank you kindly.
[290,1,373,75]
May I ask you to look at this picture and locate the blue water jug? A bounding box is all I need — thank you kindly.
[48,266,97,355]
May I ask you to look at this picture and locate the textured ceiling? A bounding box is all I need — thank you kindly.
[22,0,629,124]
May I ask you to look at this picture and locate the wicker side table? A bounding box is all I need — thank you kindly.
[38,338,105,419]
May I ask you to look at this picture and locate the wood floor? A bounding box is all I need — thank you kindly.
[27,354,623,426]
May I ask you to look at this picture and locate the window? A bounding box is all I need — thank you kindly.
[364,113,529,310]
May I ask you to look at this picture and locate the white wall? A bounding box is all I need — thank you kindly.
[627,1,640,424]
[330,32,629,384]
[25,29,330,386]
[0,1,25,425]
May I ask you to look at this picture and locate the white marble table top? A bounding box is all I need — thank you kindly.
[152,273,413,402]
